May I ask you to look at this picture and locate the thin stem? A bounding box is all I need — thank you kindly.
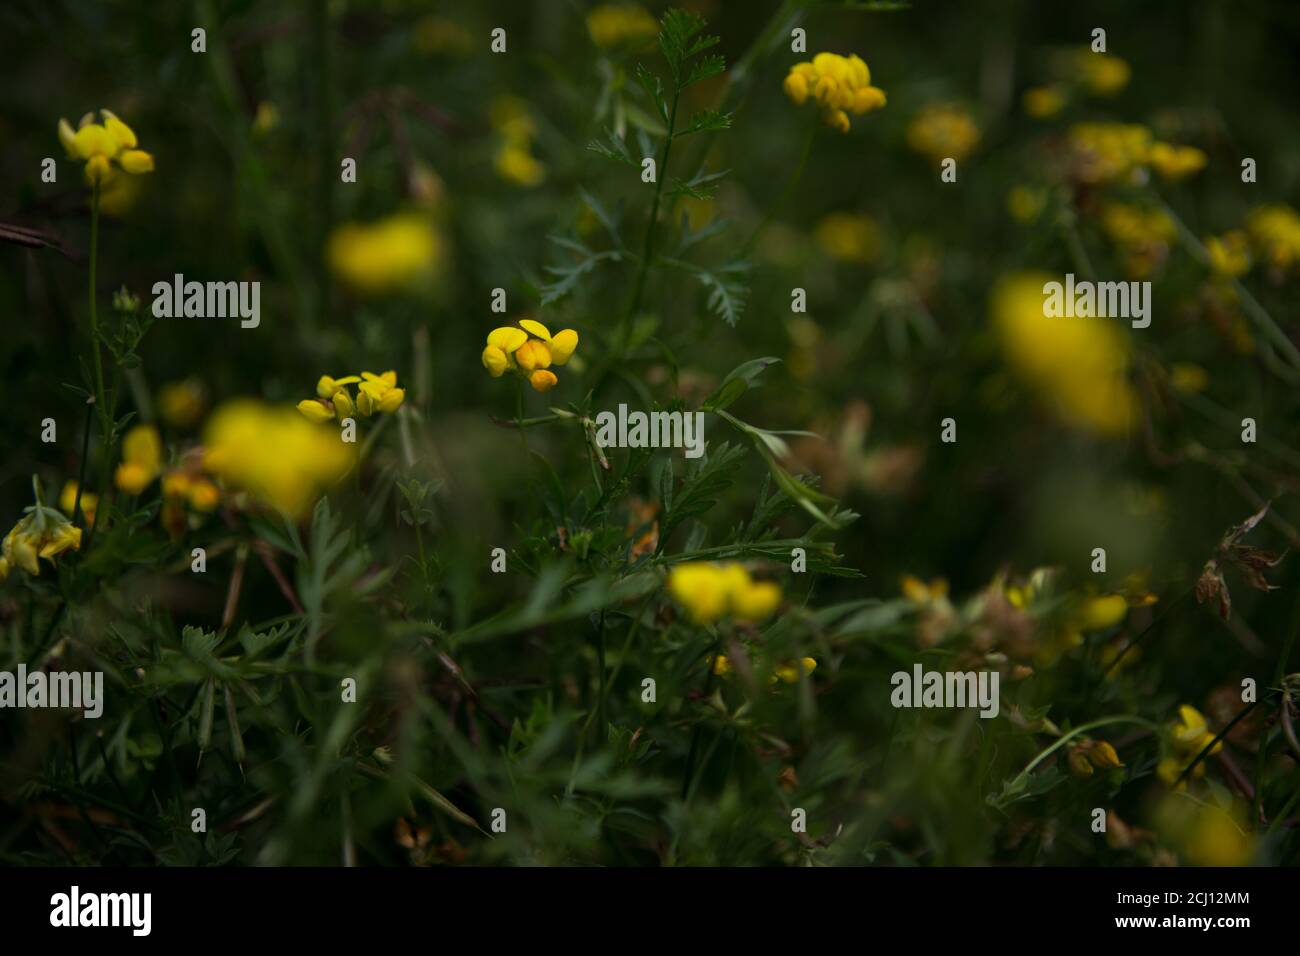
[743,121,815,254]
[625,85,680,329]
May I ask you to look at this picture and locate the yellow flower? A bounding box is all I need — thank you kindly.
[1074,594,1128,631]
[158,379,207,429]
[1156,796,1254,866]
[992,272,1137,436]
[1156,704,1223,788]
[299,371,403,421]
[1169,363,1208,394]
[59,481,97,526]
[115,424,163,495]
[1067,123,1152,184]
[482,320,579,393]
[357,370,405,415]
[667,562,783,624]
[587,4,658,49]
[1022,85,1066,118]
[1006,185,1048,224]
[1246,204,1300,273]
[495,144,546,187]
[203,400,355,518]
[814,213,880,264]
[1204,231,1251,278]
[772,657,817,684]
[1147,142,1207,181]
[1077,51,1131,96]
[906,104,980,164]
[327,214,444,295]
[783,52,886,133]
[57,109,155,186]
[296,399,335,424]
[3,479,85,578]
[900,574,948,604]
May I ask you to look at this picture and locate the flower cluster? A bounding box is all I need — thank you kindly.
[115,424,163,495]
[667,562,782,625]
[57,109,155,186]
[481,319,578,393]
[1100,202,1177,279]
[1,480,83,581]
[1246,204,1300,275]
[782,52,886,133]
[204,400,355,518]
[1157,705,1222,788]
[712,652,818,686]
[1067,738,1124,778]
[1066,123,1205,185]
[906,104,981,164]
[298,371,406,423]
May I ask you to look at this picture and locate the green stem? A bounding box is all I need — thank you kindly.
[88,182,107,434]
[625,85,680,331]
[743,121,815,253]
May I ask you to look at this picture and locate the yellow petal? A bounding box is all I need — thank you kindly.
[357,389,374,417]
[362,370,398,388]
[518,318,551,340]
[515,339,551,371]
[549,329,579,365]
[73,123,117,160]
[296,399,334,424]
[529,369,557,393]
[487,327,527,352]
[84,155,112,185]
[377,387,405,413]
[119,149,155,174]
[482,345,508,376]
[58,118,78,158]
[101,109,138,149]
[332,389,355,419]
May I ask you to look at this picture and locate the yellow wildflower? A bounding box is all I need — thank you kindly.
[772,657,818,684]
[490,96,546,187]
[587,4,658,49]
[783,52,886,133]
[1169,362,1208,394]
[1067,122,1152,184]
[1077,51,1131,96]
[59,480,97,526]
[992,272,1137,436]
[57,109,155,186]
[813,213,880,264]
[481,319,579,393]
[1022,85,1066,119]
[327,213,443,295]
[1147,142,1207,181]
[906,104,980,164]
[297,371,403,421]
[114,424,163,495]
[158,379,208,429]
[1246,204,1300,273]
[1204,230,1251,279]
[1006,185,1048,224]
[1156,796,1254,866]
[2,479,84,579]
[203,400,355,518]
[667,562,783,625]
[1156,704,1222,788]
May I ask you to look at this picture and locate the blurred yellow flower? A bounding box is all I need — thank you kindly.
[57,109,155,186]
[587,4,658,49]
[1067,123,1152,184]
[1147,142,1207,181]
[115,424,163,495]
[203,400,355,518]
[60,480,97,526]
[1077,51,1131,96]
[814,213,880,264]
[667,562,782,624]
[1169,362,1208,394]
[1204,230,1251,279]
[992,272,1137,436]
[252,101,280,135]
[1006,185,1048,224]
[481,319,578,393]
[158,379,208,429]
[1156,797,1254,866]
[772,657,818,684]
[327,213,444,295]
[490,96,546,187]
[1022,85,1065,119]
[783,52,886,133]
[1156,704,1222,788]
[906,104,980,164]
[2,480,83,580]
[1246,204,1300,273]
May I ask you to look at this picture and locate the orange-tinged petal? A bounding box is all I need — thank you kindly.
[529,369,557,393]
